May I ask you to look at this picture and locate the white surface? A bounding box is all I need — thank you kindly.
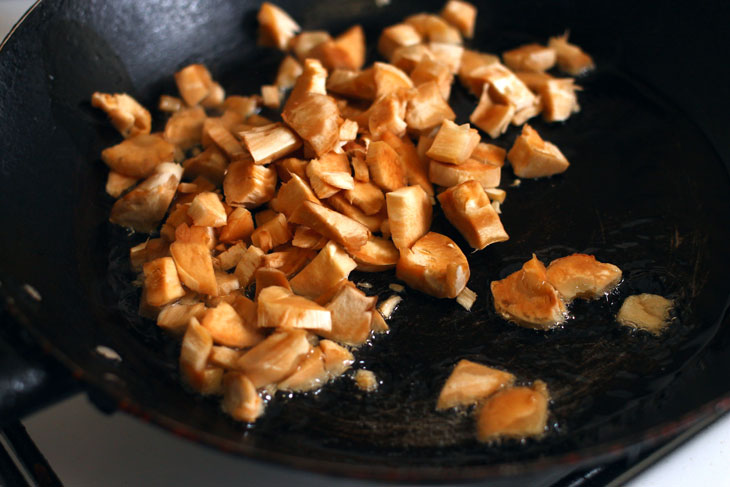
[3,1,730,486]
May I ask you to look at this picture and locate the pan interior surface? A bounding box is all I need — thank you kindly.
[1,0,729,480]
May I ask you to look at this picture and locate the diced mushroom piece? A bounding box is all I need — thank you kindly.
[251,212,292,253]
[318,281,377,346]
[105,171,138,198]
[436,359,515,410]
[278,347,329,392]
[411,57,453,100]
[491,254,567,329]
[406,81,457,136]
[208,346,243,370]
[270,174,321,218]
[437,180,508,250]
[440,0,477,38]
[514,70,555,93]
[289,30,331,61]
[257,1,300,50]
[274,157,309,183]
[234,245,266,288]
[370,309,389,333]
[222,373,265,422]
[158,95,183,113]
[223,160,278,208]
[362,92,408,138]
[223,95,260,119]
[292,226,327,250]
[262,246,317,276]
[548,33,595,76]
[456,286,477,310]
[275,55,303,89]
[285,58,328,107]
[283,92,342,157]
[182,146,228,187]
[130,238,170,271]
[349,236,399,272]
[306,151,354,198]
[477,381,550,441]
[386,185,433,250]
[545,254,622,301]
[354,369,379,392]
[427,42,465,74]
[290,241,357,299]
[484,188,506,203]
[215,271,240,296]
[339,119,358,142]
[143,257,186,307]
[503,44,557,73]
[110,162,182,233]
[378,294,402,319]
[163,106,206,150]
[350,150,370,182]
[391,44,434,73]
[187,192,227,228]
[174,64,215,106]
[541,78,580,122]
[289,201,369,251]
[459,49,500,94]
[205,123,247,160]
[396,232,470,299]
[157,302,206,335]
[326,194,384,233]
[319,339,354,378]
[257,286,332,332]
[201,301,263,348]
[378,23,422,60]
[405,13,462,45]
[373,62,414,99]
[471,63,536,113]
[91,92,151,138]
[219,207,255,244]
[507,124,569,178]
[179,317,214,392]
[471,142,506,167]
[326,68,376,101]
[470,84,515,139]
[343,181,385,215]
[254,267,291,298]
[239,123,301,165]
[101,133,176,179]
[511,96,542,126]
[260,84,280,109]
[236,329,312,388]
[426,120,480,165]
[170,239,218,296]
[617,294,673,335]
[174,223,216,250]
[309,25,366,71]
[217,242,247,271]
[178,176,216,195]
[366,140,407,192]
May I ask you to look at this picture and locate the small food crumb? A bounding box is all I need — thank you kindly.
[388,283,405,293]
[456,286,477,310]
[377,294,402,319]
[510,179,522,187]
[95,345,122,362]
[491,200,501,214]
[617,293,673,335]
[22,284,42,301]
[357,281,373,289]
[354,369,379,391]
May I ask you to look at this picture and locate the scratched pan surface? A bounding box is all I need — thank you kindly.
[1,0,730,482]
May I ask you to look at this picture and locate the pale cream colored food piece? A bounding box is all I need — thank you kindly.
[507,124,569,178]
[163,106,206,150]
[354,369,379,392]
[143,257,186,307]
[617,294,673,335]
[289,31,332,62]
[179,317,215,393]
[343,181,385,216]
[283,92,342,157]
[105,171,138,198]
[511,96,543,126]
[251,212,292,253]
[223,160,278,208]
[110,162,182,233]
[257,285,332,331]
[326,68,376,101]
[201,301,263,348]
[386,185,433,250]
[319,281,377,346]
[396,232,470,299]
[215,269,241,296]
[326,193,385,233]
[437,180,508,250]
[275,55,303,89]
[290,241,357,299]
[391,44,434,73]
[476,381,550,441]
[471,63,536,114]
[429,158,501,190]
[208,346,243,370]
[502,44,556,73]
[101,133,176,179]
[490,254,567,329]
[257,1,301,50]
[545,254,622,301]
[289,200,369,252]
[319,339,355,377]
[157,302,206,336]
[405,13,462,44]
[458,49,500,95]
[426,120,480,165]
[188,192,227,228]
[170,239,218,297]
[548,33,595,76]
[440,0,477,38]
[234,245,266,288]
[373,62,415,99]
[377,294,402,319]
[540,78,581,123]
[380,130,434,197]
[270,174,321,218]
[470,84,515,139]
[129,238,170,271]
[410,57,453,101]
[239,123,301,165]
[349,235,400,272]
[236,328,312,388]
[436,359,515,410]
[219,207,255,244]
[254,267,291,299]
[278,347,329,392]
[427,42,464,74]
[456,286,477,311]
[361,91,409,138]
[91,92,151,138]
[261,84,280,109]
[378,23,422,60]
[405,81,456,135]
[222,372,265,422]
[158,95,183,113]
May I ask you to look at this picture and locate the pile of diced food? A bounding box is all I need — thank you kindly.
[92,0,673,442]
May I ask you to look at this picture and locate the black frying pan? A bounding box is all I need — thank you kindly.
[2,0,730,483]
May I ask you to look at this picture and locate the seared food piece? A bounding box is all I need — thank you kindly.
[548,33,595,76]
[236,329,312,388]
[239,123,301,165]
[429,157,502,190]
[319,281,377,346]
[378,23,422,61]
[283,92,342,157]
[426,120,480,165]
[278,347,328,392]
[617,294,673,335]
[491,254,567,329]
[188,192,227,228]
[201,302,263,348]
[219,207,255,244]
[101,133,175,179]
[164,106,206,150]
[366,141,407,192]
[545,253,622,300]
[476,381,549,441]
[257,285,332,332]
[170,239,218,297]
[507,124,569,178]
[290,241,357,299]
[290,201,369,251]
[349,235,400,272]
[386,185,433,250]
[396,232,470,299]
[470,85,515,139]
[440,0,477,38]
[223,160,278,208]
[179,317,216,394]
[105,171,138,198]
[257,2,301,50]
[91,92,151,138]
[320,339,355,377]
[502,44,556,73]
[540,78,581,123]
[157,302,206,336]
[437,359,515,410]
[354,369,379,392]
[142,257,186,307]
[174,64,222,107]
[222,373,265,422]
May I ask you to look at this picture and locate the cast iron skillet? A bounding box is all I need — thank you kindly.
[1,0,730,483]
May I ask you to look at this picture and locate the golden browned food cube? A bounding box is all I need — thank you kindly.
[391,44,434,73]
[91,92,151,138]
[163,106,206,150]
[182,146,227,187]
[257,285,332,332]
[438,180,508,250]
[548,33,595,76]
[428,42,464,74]
[201,301,263,348]
[514,70,554,92]
[306,152,354,198]
[262,247,317,277]
[257,1,300,50]
[236,329,312,388]
[325,68,376,101]
[319,339,354,377]
[349,236,400,272]
[354,369,379,392]
[275,55,303,89]
[289,201,369,251]
[617,294,673,335]
[290,241,357,299]
[459,49,500,94]
[101,133,175,179]
[309,25,366,71]
[541,78,580,123]
[477,381,549,441]
[157,302,206,336]
[411,58,453,101]
[143,257,186,307]
[223,160,278,208]
[289,30,331,61]
[158,94,183,113]
[470,85,515,139]
[239,123,301,165]
[339,119,358,142]
[222,373,264,422]
[205,123,246,160]
[274,157,309,183]
[396,232,470,299]
[405,81,457,135]
[326,194,385,233]
[254,266,291,294]
[386,185,433,250]
[187,192,227,228]
[471,142,506,166]
[373,62,414,99]
[219,207,255,244]
[292,226,327,250]
[545,254,622,301]
[349,150,370,183]
[282,92,342,157]
[270,174,321,218]
[472,63,536,113]
[130,238,170,271]
[179,317,214,392]
[507,124,569,178]
[440,0,477,38]
[437,359,515,410]
[170,239,218,297]
[378,23,422,60]
[234,245,265,288]
[362,92,408,138]
[426,120,480,165]
[217,242,247,271]
[174,223,216,250]
[174,64,214,106]
[105,171,138,198]
[250,212,292,253]
[503,44,557,73]
[208,346,243,370]
[490,254,567,329]
[511,97,543,126]
[278,347,329,392]
[110,162,182,233]
[319,281,377,346]
[405,13,462,45]
[343,181,385,216]
[260,84,280,109]
[284,56,328,104]
[366,140,407,192]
